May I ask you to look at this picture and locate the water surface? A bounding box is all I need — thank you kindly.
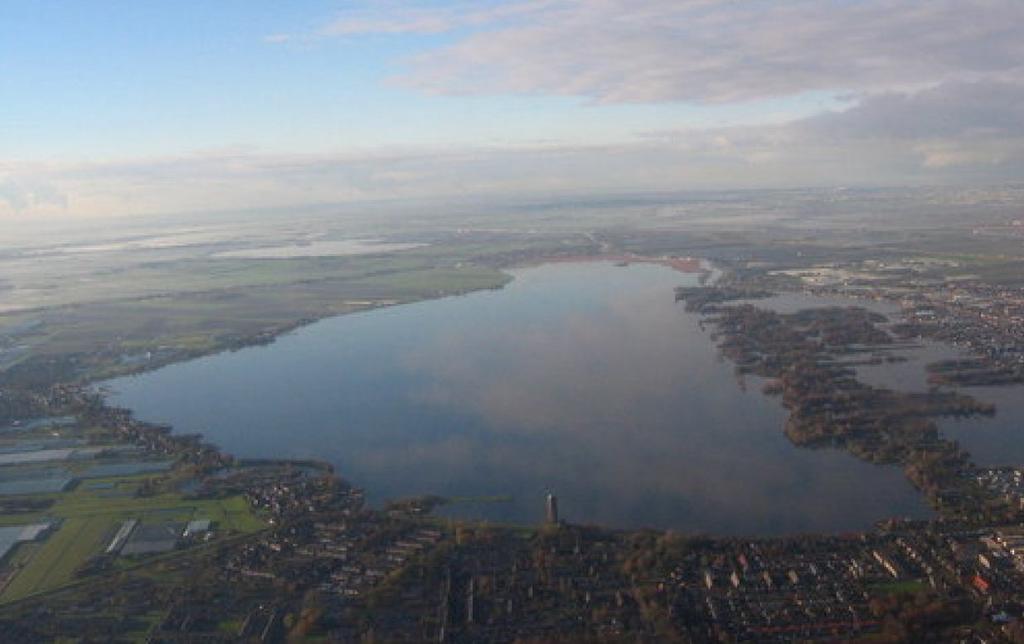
[213,239,425,259]
[104,263,930,534]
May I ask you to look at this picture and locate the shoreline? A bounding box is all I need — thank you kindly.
[89,258,956,536]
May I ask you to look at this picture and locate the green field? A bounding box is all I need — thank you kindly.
[869,579,928,595]
[0,480,264,603]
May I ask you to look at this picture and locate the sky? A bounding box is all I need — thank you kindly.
[2,0,1023,218]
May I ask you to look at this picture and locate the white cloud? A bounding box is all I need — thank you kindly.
[316,1,553,37]
[795,80,1024,169]
[265,1,557,44]
[0,173,68,214]
[365,0,1024,104]
[803,81,1024,140]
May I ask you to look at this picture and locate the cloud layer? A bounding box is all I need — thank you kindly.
[5,1,1024,217]
[366,0,1024,104]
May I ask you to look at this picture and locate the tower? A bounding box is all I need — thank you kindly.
[545,492,559,525]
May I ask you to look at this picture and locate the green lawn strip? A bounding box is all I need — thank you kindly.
[218,494,267,532]
[0,512,50,527]
[348,266,510,294]
[217,618,244,634]
[4,542,41,570]
[0,488,263,531]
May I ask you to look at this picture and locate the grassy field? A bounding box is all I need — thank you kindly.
[3,515,112,601]
[2,251,515,383]
[0,480,264,603]
[1,236,555,318]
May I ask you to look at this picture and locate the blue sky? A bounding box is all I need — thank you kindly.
[2,1,1023,217]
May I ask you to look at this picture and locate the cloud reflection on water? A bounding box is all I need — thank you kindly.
[105,263,931,534]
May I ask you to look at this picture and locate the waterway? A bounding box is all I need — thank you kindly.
[103,262,932,535]
[854,339,1024,467]
[758,293,1024,468]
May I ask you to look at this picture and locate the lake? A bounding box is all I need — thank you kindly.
[103,262,931,535]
